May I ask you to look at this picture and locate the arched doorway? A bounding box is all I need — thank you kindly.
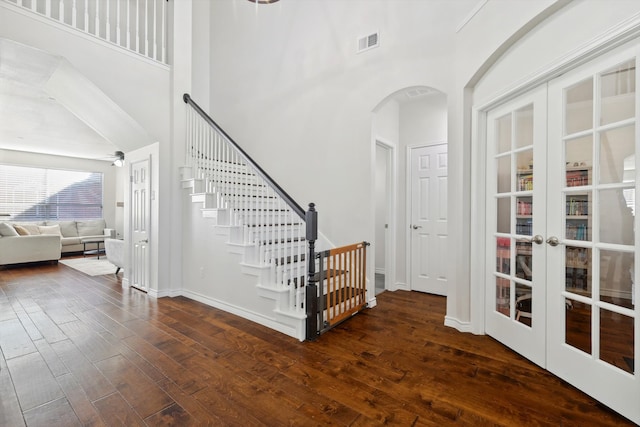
[372,86,449,296]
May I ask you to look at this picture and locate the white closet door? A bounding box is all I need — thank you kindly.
[485,86,548,367]
[547,46,639,424]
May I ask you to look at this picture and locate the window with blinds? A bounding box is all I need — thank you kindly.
[0,165,103,221]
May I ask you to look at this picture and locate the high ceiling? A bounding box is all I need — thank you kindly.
[0,38,133,162]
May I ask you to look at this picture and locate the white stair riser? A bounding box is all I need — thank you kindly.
[201,208,229,225]
[190,193,220,209]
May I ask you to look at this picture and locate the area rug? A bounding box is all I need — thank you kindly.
[59,257,119,276]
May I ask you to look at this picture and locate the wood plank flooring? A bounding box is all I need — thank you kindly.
[0,261,635,426]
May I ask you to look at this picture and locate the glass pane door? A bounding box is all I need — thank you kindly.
[486,86,547,367]
[547,50,639,424]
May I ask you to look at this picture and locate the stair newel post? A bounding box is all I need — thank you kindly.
[305,203,319,341]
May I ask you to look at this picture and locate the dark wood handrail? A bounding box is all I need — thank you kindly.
[183,93,305,219]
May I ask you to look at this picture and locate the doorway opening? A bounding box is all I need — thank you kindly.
[372,85,449,295]
[375,141,394,295]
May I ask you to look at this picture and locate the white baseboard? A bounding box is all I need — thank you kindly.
[179,288,303,340]
[367,296,378,308]
[394,282,409,291]
[444,315,473,333]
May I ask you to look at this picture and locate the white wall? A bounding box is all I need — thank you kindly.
[400,94,447,146]
[0,149,118,230]
[446,0,564,329]
[206,1,463,250]
[473,0,640,105]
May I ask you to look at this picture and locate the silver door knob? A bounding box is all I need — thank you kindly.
[529,235,544,245]
[412,225,422,230]
[546,236,559,246]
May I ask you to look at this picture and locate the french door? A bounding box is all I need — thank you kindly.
[486,86,548,368]
[486,44,639,424]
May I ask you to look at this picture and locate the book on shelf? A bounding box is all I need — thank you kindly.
[566,198,589,216]
[566,169,589,187]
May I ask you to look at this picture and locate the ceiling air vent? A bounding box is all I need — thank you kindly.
[406,87,436,98]
[357,32,379,53]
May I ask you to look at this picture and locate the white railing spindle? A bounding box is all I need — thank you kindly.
[72,0,77,27]
[105,0,111,42]
[135,0,140,54]
[45,0,51,17]
[152,0,157,60]
[161,0,166,62]
[116,0,120,44]
[84,0,88,31]
[144,0,148,56]
[59,0,64,23]
[95,0,100,36]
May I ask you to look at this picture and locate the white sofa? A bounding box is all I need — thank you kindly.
[0,222,60,265]
[0,219,113,266]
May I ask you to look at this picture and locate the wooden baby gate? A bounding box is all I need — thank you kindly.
[313,241,369,335]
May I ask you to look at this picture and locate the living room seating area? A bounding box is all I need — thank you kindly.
[0,219,113,266]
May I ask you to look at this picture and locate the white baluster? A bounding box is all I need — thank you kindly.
[30,0,36,11]
[152,0,157,60]
[95,0,100,36]
[45,0,51,17]
[17,0,23,8]
[144,0,148,56]
[126,0,131,48]
[106,0,111,42]
[84,0,88,31]
[72,0,77,26]
[135,0,140,53]
[161,0,166,63]
[116,0,120,45]
[59,0,65,23]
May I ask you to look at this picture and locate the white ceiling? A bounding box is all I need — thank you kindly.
[0,38,138,162]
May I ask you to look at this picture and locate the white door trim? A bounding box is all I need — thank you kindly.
[406,141,447,292]
[375,138,397,292]
[124,143,159,296]
[470,15,640,334]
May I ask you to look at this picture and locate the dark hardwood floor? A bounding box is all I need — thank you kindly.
[0,261,634,426]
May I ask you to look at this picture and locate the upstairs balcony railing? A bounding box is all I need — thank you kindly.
[3,0,168,64]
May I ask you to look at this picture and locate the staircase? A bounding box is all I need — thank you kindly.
[180,94,370,341]
[180,94,312,340]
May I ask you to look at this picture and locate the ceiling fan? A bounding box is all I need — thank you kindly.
[93,150,125,166]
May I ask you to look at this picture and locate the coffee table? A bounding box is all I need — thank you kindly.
[82,239,105,259]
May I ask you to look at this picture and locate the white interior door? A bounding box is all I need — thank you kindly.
[130,159,150,292]
[410,144,448,296]
[485,44,639,424]
[485,86,548,367]
[546,47,639,424]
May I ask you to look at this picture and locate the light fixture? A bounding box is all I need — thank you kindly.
[248,0,280,3]
[112,151,125,167]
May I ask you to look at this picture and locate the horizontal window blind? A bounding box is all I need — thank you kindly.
[0,165,103,221]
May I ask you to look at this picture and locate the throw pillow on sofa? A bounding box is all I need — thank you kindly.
[14,223,41,235]
[13,224,32,235]
[77,219,106,237]
[0,222,19,237]
[46,220,78,237]
[38,224,62,236]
